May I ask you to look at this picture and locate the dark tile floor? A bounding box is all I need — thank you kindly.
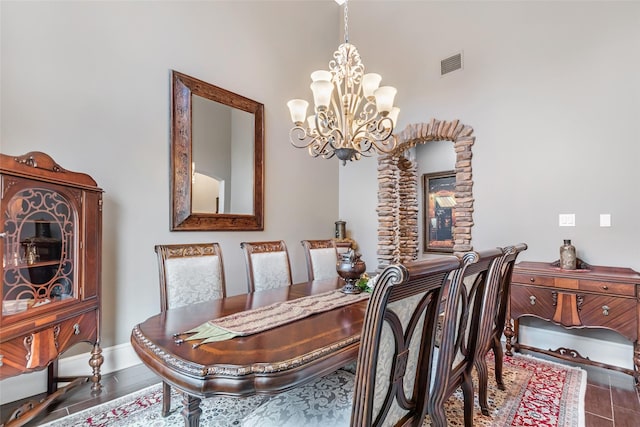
[1,359,639,426]
[581,363,640,427]
[0,364,160,426]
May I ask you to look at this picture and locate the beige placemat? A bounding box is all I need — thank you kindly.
[176,289,369,347]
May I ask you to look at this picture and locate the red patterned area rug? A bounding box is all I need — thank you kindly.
[40,352,585,427]
[423,352,586,427]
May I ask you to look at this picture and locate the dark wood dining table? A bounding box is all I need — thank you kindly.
[130,277,368,426]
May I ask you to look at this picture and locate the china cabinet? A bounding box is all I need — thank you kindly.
[0,152,103,425]
[505,261,640,389]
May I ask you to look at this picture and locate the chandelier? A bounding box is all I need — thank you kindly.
[286,0,399,165]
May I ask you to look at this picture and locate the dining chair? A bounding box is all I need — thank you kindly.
[240,240,293,293]
[300,239,340,281]
[476,243,528,415]
[241,254,472,427]
[427,247,508,427]
[154,242,227,416]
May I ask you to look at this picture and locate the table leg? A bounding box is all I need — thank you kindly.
[181,393,202,427]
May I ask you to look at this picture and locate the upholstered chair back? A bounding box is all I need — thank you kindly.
[428,248,507,427]
[240,240,293,292]
[154,242,227,417]
[300,239,340,281]
[241,255,464,427]
[155,243,226,311]
[476,243,528,414]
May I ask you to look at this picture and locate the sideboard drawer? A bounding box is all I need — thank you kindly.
[510,285,556,320]
[579,294,636,341]
[512,273,554,287]
[578,279,635,297]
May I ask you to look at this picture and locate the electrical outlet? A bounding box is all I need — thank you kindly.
[559,214,575,227]
[600,214,611,227]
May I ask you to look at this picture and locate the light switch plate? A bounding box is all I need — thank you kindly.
[559,214,575,227]
[600,214,611,227]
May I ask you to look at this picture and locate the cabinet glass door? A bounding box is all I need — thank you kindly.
[2,185,76,317]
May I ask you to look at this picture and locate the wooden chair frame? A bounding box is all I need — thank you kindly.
[154,242,226,416]
[476,243,528,414]
[428,248,508,427]
[353,256,466,426]
[155,243,227,311]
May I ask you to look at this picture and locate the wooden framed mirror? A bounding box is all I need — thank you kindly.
[170,70,264,231]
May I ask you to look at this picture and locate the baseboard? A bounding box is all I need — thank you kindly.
[0,342,141,405]
[518,323,634,370]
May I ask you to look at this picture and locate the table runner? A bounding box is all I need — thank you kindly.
[176,289,370,347]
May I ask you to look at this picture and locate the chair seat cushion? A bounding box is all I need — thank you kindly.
[241,369,355,427]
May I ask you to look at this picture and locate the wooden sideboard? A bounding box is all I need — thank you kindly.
[505,261,640,388]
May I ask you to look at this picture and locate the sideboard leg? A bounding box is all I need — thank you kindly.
[89,343,103,394]
[181,393,202,427]
[633,341,640,390]
[504,319,514,356]
[47,360,58,394]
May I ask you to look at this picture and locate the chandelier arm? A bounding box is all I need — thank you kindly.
[309,137,335,158]
[332,76,347,149]
[349,79,365,125]
[330,97,346,148]
[290,127,334,158]
[314,109,345,149]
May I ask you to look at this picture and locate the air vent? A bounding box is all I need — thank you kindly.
[441,52,463,76]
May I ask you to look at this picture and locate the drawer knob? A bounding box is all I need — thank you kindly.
[602,305,610,316]
[530,278,535,283]
[529,295,536,305]
[73,323,81,335]
[601,285,609,291]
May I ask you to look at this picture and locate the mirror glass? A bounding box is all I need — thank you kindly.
[171,70,264,230]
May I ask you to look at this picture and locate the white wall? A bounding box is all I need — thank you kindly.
[340,0,640,273]
[339,0,640,372]
[2,0,640,402]
[1,0,341,352]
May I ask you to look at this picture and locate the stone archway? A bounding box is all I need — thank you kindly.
[377,119,475,270]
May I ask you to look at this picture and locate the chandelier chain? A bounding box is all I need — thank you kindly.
[344,0,349,43]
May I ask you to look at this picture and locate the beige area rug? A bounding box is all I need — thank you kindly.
[40,352,585,427]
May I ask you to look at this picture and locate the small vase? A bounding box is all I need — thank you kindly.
[336,250,366,294]
[335,220,346,239]
[559,239,577,270]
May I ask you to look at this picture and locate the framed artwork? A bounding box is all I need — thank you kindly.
[422,171,456,253]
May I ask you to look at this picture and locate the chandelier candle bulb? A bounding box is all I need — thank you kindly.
[387,107,400,129]
[311,70,332,82]
[374,86,397,114]
[310,80,333,109]
[287,99,308,125]
[362,73,382,98]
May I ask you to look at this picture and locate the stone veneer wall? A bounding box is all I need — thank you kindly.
[377,119,475,271]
